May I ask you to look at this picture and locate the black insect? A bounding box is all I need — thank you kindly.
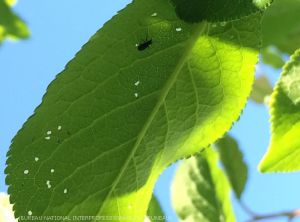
[137,38,152,51]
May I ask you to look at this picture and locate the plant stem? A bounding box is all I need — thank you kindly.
[238,199,300,221]
[245,209,300,221]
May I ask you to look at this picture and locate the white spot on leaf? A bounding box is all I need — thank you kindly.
[58,126,62,130]
[51,169,55,173]
[134,93,139,98]
[134,81,140,86]
[28,211,32,216]
[176,27,182,32]
[45,136,51,140]
[34,157,39,162]
[47,131,52,135]
[24,170,29,175]
[64,189,68,194]
[46,180,51,189]
[151,12,157,17]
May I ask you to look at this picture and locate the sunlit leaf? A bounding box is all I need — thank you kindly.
[6,0,260,220]
[172,149,235,222]
[259,48,300,172]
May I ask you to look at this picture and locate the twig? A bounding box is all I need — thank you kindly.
[238,199,300,222]
[239,200,257,216]
[245,209,300,222]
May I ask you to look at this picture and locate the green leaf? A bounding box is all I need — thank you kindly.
[5,0,261,220]
[250,75,273,104]
[172,148,235,222]
[170,0,270,23]
[0,0,29,43]
[262,0,300,54]
[215,135,248,198]
[5,0,16,6]
[261,47,285,69]
[259,49,300,172]
[146,195,166,222]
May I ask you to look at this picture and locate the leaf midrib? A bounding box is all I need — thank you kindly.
[96,22,208,218]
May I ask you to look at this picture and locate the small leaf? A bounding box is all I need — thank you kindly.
[170,0,270,23]
[259,48,300,172]
[261,47,285,69]
[215,135,248,198]
[250,75,273,104]
[4,0,16,6]
[147,195,166,222]
[172,148,235,222]
[6,0,261,219]
[0,0,29,43]
[262,0,300,54]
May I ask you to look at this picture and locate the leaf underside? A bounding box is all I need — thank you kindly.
[6,0,261,221]
[259,49,300,173]
[147,195,166,222]
[170,0,270,23]
[262,0,300,54]
[172,148,235,222]
[215,135,248,198]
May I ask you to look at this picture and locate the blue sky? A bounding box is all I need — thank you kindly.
[1,1,300,221]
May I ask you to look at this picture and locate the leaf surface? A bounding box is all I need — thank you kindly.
[146,195,166,222]
[215,135,248,198]
[172,149,235,222]
[259,49,300,172]
[262,0,300,54]
[171,0,270,23]
[6,0,261,220]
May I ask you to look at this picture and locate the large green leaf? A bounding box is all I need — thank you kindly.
[262,0,300,54]
[172,148,235,222]
[0,0,29,43]
[171,0,270,23]
[259,49,300,172]
[215,135,248,198]
[6,0,260,220]
[146,195,166,222]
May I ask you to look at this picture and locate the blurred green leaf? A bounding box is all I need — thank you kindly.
[250,75,273,104]
[170,0,271,23]
[262,0,300,54]
[0,0,29,43]
[259,49,300,172]
[215,135,248,199]
[261,47,285,69]
[147,195,166,222]
[5,0,16,6]
[172,148,235,222]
